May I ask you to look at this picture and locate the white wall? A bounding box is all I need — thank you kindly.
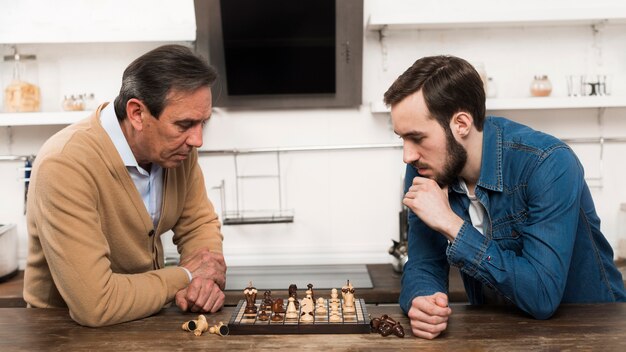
[2,0,626,269]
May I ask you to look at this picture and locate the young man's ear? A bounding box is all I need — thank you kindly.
[450,111,474,138]
[126,98,145,131]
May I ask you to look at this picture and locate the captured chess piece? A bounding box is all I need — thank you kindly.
[243,281,258,315]
[370,314,405,338]
[182,314,209,336]
[209,322,229,337]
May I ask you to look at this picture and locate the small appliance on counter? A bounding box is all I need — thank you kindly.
[0,223,19,282]
[388,208,409,273]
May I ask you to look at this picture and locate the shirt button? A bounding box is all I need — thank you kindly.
[148,229,155,237]
[486,255,491,261]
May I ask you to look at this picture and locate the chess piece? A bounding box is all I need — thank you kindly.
[261,290,273,311]
[288,284,299,308]
[329,304,341,323]
[243,281,258,315]
[209,321,230,336]
[271,298,286,321]
[300,290,315,322]
[307,283,315,302]
[329,288,340,305]
[370,314,405,338]
[285,296,299,319]
[315,297,327,316]
[341,280,356,314]
[182,314,209,336]
[258,309,270,321]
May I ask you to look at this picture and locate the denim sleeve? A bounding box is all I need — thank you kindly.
[447,147,583,319]
[399,164,450,314]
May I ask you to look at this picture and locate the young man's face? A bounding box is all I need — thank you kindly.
[391,90,467,186]
[138,87,212,169]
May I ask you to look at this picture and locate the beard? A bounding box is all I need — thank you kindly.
[435,127,467,187]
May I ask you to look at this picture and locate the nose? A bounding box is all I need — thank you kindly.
[402,141,420,165]
[186,124,204,148]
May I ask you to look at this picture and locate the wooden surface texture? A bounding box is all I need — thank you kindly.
[1,303,626,351]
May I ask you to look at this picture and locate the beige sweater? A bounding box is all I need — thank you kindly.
[24,105,223,327]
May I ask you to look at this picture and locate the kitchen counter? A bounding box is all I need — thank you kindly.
[1,303,625,351]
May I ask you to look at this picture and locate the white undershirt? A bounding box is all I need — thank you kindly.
[458,179,486,236]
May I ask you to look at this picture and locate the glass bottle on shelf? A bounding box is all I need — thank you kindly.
[3,46,41,112]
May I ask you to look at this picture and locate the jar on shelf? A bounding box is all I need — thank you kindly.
[530,75,552,97]
[2,46,41,112]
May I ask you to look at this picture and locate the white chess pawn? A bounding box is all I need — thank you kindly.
[329,302,342,322]
[315,297,327,315]
[330,288,340,304]
[285,296,298,319]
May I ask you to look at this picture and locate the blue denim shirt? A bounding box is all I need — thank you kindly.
[400,116,626,319]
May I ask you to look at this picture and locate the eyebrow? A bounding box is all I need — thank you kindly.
[174,115,212,124]
[394,130,426,139]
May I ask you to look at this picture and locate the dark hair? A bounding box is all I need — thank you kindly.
[113,44,218,120]
[383,55,486,131]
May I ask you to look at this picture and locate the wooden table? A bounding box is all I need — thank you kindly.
[1,303,625,351]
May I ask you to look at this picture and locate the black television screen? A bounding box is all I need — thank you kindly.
[194,0,363,109]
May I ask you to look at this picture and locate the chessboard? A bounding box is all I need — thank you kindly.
[228,298,371,335]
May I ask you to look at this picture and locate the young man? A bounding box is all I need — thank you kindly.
[24,45,226,327]
[384,55,626,339]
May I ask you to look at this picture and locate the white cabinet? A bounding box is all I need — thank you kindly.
[0,0,196,44]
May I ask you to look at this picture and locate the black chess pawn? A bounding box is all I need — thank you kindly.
[261,290,273,311]
[258,309,270,321]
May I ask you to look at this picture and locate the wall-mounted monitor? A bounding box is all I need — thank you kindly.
[194,0,363,109]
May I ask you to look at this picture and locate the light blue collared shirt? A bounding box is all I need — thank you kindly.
[100,103,163,229]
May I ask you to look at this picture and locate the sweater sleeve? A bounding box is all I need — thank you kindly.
[31,155,190,327]
[171,150,223,261]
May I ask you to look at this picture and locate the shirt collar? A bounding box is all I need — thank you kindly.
[100,103,142,170]
[476,117,503,192]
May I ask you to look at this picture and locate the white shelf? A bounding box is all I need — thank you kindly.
[488,96,626,110]
[367,8,626,30]
[370,96,626,114]
[0,111,92,126]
